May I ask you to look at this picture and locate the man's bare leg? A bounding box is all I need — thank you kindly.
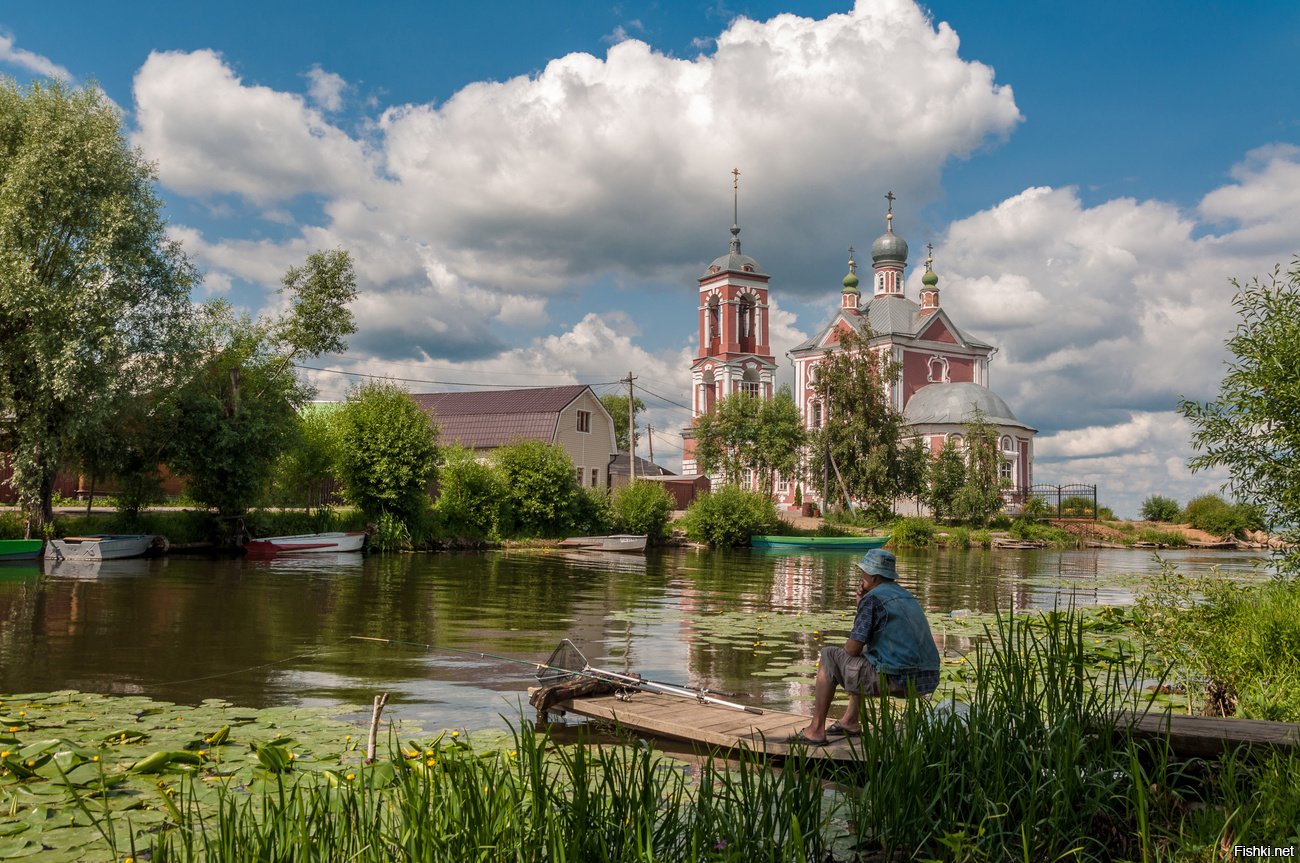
[797,658,838,742]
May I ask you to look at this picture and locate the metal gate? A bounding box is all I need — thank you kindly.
[1027,484,1099,520]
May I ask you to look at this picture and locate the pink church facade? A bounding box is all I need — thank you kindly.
[683,196,1036,512]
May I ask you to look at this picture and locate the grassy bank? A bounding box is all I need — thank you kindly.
[4,610,1297,861]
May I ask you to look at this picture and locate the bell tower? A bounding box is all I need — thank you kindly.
[681,169,777,477]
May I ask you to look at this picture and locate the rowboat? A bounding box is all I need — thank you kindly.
[0,539,43,561]
[557,534,648,553]
[244,531,367,557]
[45,534,161,561]
[750,534,890,550]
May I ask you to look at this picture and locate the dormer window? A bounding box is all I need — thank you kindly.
[743,265,753,272]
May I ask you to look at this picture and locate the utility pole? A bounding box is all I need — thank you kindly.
[625,371,637,483]
[647,425,654,466]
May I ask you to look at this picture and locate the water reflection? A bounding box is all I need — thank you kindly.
[0,546,1271,731]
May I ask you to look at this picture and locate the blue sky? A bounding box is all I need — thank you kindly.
[4,1,1300,517]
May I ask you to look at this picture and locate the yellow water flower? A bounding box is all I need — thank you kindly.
[346,773,355,781]
[92,755,100,762]
[426,759,435,766]
[0,751,8,759]
[451,730,459,738]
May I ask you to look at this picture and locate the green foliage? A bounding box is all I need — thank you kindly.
[927,442,966,521]
[434,444,505,540]
[611,481,674,542]
[952,407,1004,527]
[272,249,358,359]
[969,529,992,548]
[1020,496,1049,522]
[493,440,583,538]
[1140,494,1181,522]
[1008,519,1074,546]
[679,485,778,547]
[598,393,645,452]
[1181,493,1263,538]
[336,382,439,524]
[570,486,615,536]
[1137,562,1300,720]
[807,326,905,511]
[694,388,804,493]
[0,78,199,533]
[1132,528,1188,548]
[1180,260,1300,575]
[891,516,935,548]
[944,526,970,548]
[896,437,929,512]
[268,403,342,511]
[370,510,412,553]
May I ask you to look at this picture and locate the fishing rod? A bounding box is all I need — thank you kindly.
[351,635,763,715]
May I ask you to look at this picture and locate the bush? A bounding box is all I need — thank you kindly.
[1019,497,1048,523]
[680,485,778,548]
[1009,519,1074,546]
[493,440,583,538]
[1182,494,1263,537]
[969,529,992,548]
[336,382,439,524]
[890,516,934,548]
[611,481,674,542]
[435,445,505,540]
[1133,528,1188,548]
[570,487,614,536]
[943,526,970,549]
[1140,495,1181,522]
[1059,495,1096,518]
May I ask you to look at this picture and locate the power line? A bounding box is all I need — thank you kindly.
[637,384,693,413]
[295,364,623,390]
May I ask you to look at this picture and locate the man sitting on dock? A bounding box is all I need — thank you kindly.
[790,549,940,745]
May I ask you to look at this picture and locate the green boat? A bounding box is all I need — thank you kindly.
[750,534,890,550]
[0,539,44,561]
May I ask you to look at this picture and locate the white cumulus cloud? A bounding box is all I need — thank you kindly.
[0,32,71,81]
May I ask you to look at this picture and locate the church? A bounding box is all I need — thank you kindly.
[680,191,1036,512]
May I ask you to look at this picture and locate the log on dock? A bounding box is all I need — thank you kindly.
[1114,710,1300,760]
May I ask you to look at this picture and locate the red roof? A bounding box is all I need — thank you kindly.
[411,385,589,449]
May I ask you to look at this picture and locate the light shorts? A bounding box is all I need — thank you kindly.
[820,645,908,697]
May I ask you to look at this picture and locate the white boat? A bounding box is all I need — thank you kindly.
[45,534,161,561]
[557,534,648,553]
[244,531,367,557]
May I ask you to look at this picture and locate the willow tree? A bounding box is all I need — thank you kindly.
[807,326,905,514]
[0,79,197,535]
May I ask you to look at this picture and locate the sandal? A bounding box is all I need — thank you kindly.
[783,729,829,746]
[826,721,862,737]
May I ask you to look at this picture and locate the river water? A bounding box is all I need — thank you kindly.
[0,547,1270,731]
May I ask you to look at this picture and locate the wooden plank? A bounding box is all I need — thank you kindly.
[1114,710,1300,760]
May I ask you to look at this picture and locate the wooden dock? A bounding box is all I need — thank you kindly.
[1115,710,1300,759]
[533,688,867,762]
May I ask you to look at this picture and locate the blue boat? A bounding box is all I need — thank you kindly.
[750,534,890,550]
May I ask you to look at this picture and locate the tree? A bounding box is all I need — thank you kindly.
[336,382,439,524]
[1140,495,1181,523]
[435,443,505,540]
[694,389,806,492]
[598,393,645,453]
[1179,260,1300,573]
[168,250,357,517]
[612,481,675,542]
[270,404,342,512]
[807,326,905,513]
[952,406,1005,526]
[493,439,583,537]
[0,79,198,534]
[927,442,965,521]
[896,437,930,514]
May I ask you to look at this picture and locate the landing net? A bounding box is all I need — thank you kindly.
[535,638,589,685]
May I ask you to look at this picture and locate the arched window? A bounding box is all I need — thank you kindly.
[741,367,760,397]
[1001,435,1014,451]
[707,297,720,345]
[810,401,823,429]
[701,368,717,414]
[928,356,949,383]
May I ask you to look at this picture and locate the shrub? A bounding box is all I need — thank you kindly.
[890,516,934,548]
[493,440,583,538]
[969,529,993,548]
[435,444,505,540]
[1009,519,1074,546]
[1019,497,1049,523]
[1133,528,1188,548]
[1182,494,1262,537]
[611,481,674,542]
[943,526,970,549]
[1140,495,1181,522]
[680,485,778,548]
[1059,495,1096,518]
[336,382,439,524]
[570,487,614,536]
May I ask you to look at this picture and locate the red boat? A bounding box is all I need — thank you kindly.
[244,531,367,557]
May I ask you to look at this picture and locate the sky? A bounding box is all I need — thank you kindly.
[4,0,1300,519]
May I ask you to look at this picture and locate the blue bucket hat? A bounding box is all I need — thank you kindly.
[856,549,897,580]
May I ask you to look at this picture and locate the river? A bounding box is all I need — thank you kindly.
[0,546,1270,731]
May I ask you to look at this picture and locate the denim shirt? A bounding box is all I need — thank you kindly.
[848,580,940,677]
